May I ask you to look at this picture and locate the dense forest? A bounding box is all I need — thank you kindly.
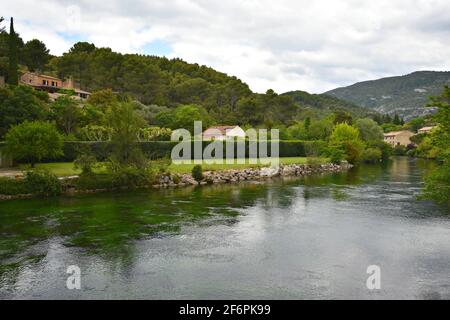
[0,15,392,131]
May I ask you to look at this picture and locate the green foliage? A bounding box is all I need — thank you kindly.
[421,86,450,206]
[107,162,154,188]
[5,121,64,166]
[329,123,364,164]
[7,18,18,85]
[381,123,403,133]
[306,157,322,168]
[0,177,28,195]
[326,71,450,119]
[327,146,346,164]
[137,127,172,142]
[75,173,114,191]
[355,118,384,142]
[407,117,426,133]
[410,133,426,145]
[50,96,82,136]
[192,165,203,183]
[362,148,382,163]
[282,90,376,118]
[107,101,146,166]
[393,145,407,156]
[421,162,450,207]
[24,170,62,196]
[333,110,353,125]
[74,154,98,175]
[0,85,48,137]
[78,125,112,141]
[22,39,50,72]
[367,141,392,162]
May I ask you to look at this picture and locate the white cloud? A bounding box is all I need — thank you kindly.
[2,0,450,93]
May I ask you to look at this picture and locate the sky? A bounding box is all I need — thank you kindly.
[2,0,450,93]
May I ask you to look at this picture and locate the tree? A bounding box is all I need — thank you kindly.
[408,117,426,133]
[106,101,145,166]
[171,104,212,133]
[355,118,384,142]
[7,17,18,85]
[329,123,364,164]
[50,96,82,136]
[393,114,402,125]
[421,86,450,206]
[333,110,353,125]
[22,39,50,72]
[304,117,311,130]
[0,85,48,137]
[0,16,4,32]
[5,121,63,167]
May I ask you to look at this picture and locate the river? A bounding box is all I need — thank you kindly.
[0,157,448,300]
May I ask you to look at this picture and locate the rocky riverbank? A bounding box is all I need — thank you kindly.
[0,162,353,201]
[156,162,353,188]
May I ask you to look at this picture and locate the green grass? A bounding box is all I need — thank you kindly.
[18,157,328,177]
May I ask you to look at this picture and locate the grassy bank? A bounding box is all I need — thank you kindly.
[17,157,328,177]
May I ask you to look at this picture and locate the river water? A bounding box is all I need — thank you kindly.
[0,157,448,300]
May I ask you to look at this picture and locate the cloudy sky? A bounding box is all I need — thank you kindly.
[2,0,450,93]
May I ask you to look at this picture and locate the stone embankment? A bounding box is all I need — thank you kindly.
[157,162,353,188]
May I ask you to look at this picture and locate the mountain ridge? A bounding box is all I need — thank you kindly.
[325,71,450,120]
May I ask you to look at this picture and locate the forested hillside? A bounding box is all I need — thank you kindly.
[0,16,386,131]
[282,90,378,119]
[326,71,450,120]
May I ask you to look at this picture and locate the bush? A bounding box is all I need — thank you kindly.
[75,173,114,191]
[306,157,322,168]
[107,162,154,188]
[327,146,346,164]
[362,148,382,163]
[5,121,64,167]
[0,178,28,195]
[24,170,62,196]
[192,165,203,183]
[74,154,98,175]
[393,145,407,156]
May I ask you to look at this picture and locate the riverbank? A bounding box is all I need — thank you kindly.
[0,162,352,201]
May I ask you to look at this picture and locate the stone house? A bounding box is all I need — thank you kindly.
[384,130,415,147]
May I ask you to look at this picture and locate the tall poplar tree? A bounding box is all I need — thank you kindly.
[7,17,18,85]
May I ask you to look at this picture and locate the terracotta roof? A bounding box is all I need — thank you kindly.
[24,72,61,81]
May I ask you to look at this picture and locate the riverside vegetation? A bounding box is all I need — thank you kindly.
[0,16,448,207]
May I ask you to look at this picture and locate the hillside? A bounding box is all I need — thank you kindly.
[282,90,378,118]
[325,71,450,120]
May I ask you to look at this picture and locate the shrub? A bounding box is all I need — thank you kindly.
[362,148,382,163]
[0,178,28,195]
[75,173,114,191]
[74,154,98,175]
[192,165,203,184]
[327,146,346,164]
[5,121,64,167]
[172,174,181,184]
[24,170,62,196]
[107,162,152,188]
[393,145,407,156]
[306,157,322,168]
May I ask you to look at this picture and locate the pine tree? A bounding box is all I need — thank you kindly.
[7,17,18,86]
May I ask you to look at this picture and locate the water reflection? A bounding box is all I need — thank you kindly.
[0,157,448,299]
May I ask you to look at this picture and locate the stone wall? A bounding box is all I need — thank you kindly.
[156,163,353,188]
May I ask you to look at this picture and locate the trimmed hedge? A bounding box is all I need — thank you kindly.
[12,140,327,163]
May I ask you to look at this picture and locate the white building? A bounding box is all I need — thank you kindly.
[203,126,246,140]
[418,126,435,134]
